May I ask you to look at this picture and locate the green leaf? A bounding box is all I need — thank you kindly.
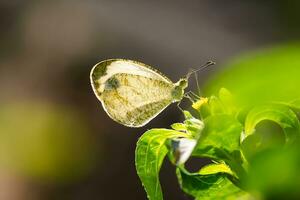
[218,88,237,115]
[170,123,186,131]
[184,118,204,138]
[194,115,242,158]
[204,44,300,107]
[135,129,187,200]
[209,96,226,115]
[183,110,194,119]
[199,163,234,176]
[171,111,204,138]
[244,104,300,145]
[176,168,248,200]
[240,133,262,161]
[289,99,300,110]
[279,99,300,112]
[193,88,237,119]
[193,114,245,177]
[246,146,300,199]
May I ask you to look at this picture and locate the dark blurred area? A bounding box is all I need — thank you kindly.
[0,0,299,199]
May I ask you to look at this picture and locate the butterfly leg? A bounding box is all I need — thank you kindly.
[177,92,194,112]
[183,93,196,105]
[176,101,184,112]
[177,91,202,112]
[190,91,201,100]
[184,91,199,102]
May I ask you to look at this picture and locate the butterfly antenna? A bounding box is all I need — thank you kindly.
[186,61,216,80]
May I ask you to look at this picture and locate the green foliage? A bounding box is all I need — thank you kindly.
[245,104,300,138]
[135,45,300,200]
[204,44,300,107]
[135,129,188,200]
[194,115,242,159]
[135,87,300,200]
[193,114,245,179]
[198,163,233,176]
[245,146,300,199]
[177,168,248,200]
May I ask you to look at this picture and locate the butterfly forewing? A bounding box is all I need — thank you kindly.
[91,59,175,127]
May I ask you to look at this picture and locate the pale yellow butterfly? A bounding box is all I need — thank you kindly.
[90,59,214,127]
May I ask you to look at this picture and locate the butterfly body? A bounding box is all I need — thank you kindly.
[90,59,187,127]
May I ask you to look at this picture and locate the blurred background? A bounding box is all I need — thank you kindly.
[1,0,300,199]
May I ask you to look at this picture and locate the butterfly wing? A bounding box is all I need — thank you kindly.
[90,59,174,127]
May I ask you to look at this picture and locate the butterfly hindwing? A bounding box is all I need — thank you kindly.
[91,59,175,127]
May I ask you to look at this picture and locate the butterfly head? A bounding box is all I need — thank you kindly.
[172,78,188,102]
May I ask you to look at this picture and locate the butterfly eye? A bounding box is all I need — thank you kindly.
[179,79,188,88]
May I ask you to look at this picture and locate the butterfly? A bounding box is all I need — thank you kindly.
[90,59,214,127]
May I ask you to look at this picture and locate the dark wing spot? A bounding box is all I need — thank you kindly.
[105,77,120,90]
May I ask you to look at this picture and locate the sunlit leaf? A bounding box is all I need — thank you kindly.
[218,88,237,115]
[170,123,186,131]
[209,96,226,115]
[177,168,248,200]
[135,129,187,200]
[199,163,234,177]
[244,104,300,144]
[193,88,237,118]
[246,146,300,199]
[205,44,300,106]
[193,114,244,177]
[171,110,204,138]
[193,115,242,158]
[184,117,204,138]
